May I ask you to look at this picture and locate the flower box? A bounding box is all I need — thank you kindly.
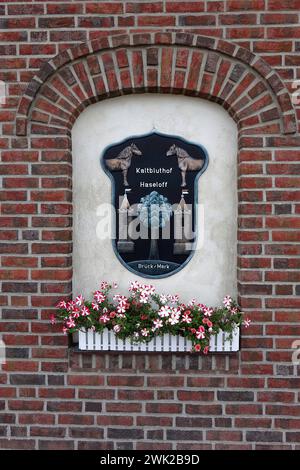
[78,327,240,353]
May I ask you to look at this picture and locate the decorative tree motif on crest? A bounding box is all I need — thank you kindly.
[138,191,172,260]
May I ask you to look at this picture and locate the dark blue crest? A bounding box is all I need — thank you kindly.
[101,132,208,278]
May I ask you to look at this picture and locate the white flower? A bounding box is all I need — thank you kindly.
[117,313,125,319]
[153,319,163,330]
[140,291,149,303]
[117,305,126,313]
[94,290,106,303]
[134,332,139,338]
[243,318,251,328]
[159,294,168,304]
[187,298,196,306]
[203,307,213,317]
[158,305,171,318]
[75,294,84,306]
[223,295,232,309]
[113,325,121,333]
[168,311,180,325]
[182,312,192,323]
[129,281,141,291]
[141,328,149,337]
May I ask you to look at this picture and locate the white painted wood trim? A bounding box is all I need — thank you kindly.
[77,328,240,352]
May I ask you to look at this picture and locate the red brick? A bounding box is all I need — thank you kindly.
[127,2,163,13]
[86,2,124,14]
[269,0,300,9]
[137,16,176,27]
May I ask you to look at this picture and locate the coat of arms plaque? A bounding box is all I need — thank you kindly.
[101,132,208,278]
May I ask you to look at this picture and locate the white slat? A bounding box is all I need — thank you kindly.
[110,330,116,351]
[102,330,108,350]
[171,335,177,351]
[87,330,93,350]
[124,337,131,351]
[95,330,101,350]
[78,329,86,350]
[209,334,217,352]
[178,336,185,352]
[216,331,224,352]
[231,327,240,351]
[223,332,231,352]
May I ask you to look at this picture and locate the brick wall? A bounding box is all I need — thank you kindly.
[0,0,300,450]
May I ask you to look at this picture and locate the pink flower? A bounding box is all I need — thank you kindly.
[223,295,232,309]
[153,319,163,330]
[158,305,171,318]
[75,294,84,306]
[194,343,201,352]
[196,326,205,340]
[243,318,251,328]
[198,303,206,310]
[110,311,116,318]
[203,346,209,355]
[81,306,90,316]
[66,317,75,328]
[141,328,149,337]
[72,308,80,318]
[182,312,192,324]
[94,291,106,303]
[231,307,238,315]
[62,326,68,335]
[67,300,76,312]
[56,300,67,309]
[188,299,196,307]
[91,302,100,311]
[203,318,213,328]
[100,314,110,324]
[113,324,121,333]
[50,314,56,324]
[168,294,179,303]
[100,281,109,290]
[203,307,213,317]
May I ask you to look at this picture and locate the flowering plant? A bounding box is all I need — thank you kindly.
[52,281,251,353]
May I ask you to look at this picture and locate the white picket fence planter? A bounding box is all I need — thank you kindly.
[78,328,239,352]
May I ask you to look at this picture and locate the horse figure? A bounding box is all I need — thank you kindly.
[166,144,205,187]
[105,143,142,186]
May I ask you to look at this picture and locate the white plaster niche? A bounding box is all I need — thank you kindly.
[72,94,238,305]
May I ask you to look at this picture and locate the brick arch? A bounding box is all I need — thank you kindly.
[16,32,297,137]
